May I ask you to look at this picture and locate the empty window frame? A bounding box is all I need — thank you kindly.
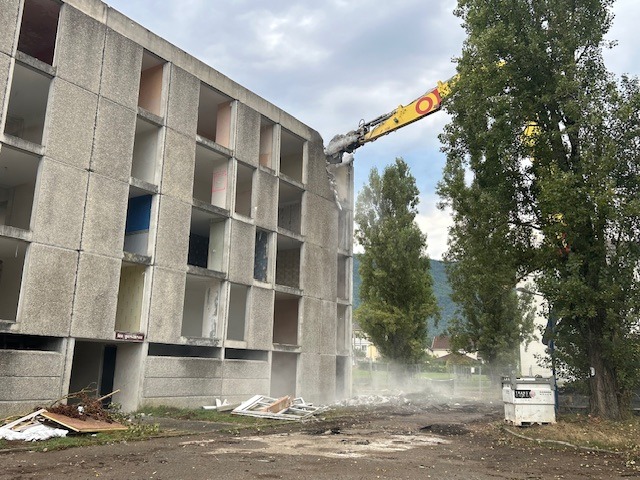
[234,162,254,218]
[279,129,304,183]
[114,263,147,334]
[147,343,219,358]
[273,292,299,345]
[336,304,348,353]
[123,189,153,256]
[275,235,301,289]
[277,181,303,234]
[181,275,221,338]
[131,117,160,184]
[188,208,225,272]
[338,209,351,251]
[0,237,28,321]
[193,144,229,208]
[138,51,165,116]
[270,352,297,398]
[336,356,349,399]
[0,147,40,231]
[253,229,270,282]
[259,118,275,170]
[4,63,51,144]
[197,84,232,148]
[226,283,248,341]
[337,255,349,300]
[0,333,62,351]
[333,163,352,207]
[17,0,61,65]
[224,348,268,361]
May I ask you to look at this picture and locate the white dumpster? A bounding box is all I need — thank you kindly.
[502,376,556,426]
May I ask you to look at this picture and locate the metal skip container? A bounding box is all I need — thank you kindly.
[502,376,556,426]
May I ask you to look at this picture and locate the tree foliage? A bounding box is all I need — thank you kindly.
[438,0,640,418]
[355,159,439,363]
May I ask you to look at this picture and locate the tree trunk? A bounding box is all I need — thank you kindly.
[588,345,622,419]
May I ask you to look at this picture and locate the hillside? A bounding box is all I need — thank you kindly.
[352,255,456,336]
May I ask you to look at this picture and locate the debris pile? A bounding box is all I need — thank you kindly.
[0,390,127,442]
[232,395,328,421]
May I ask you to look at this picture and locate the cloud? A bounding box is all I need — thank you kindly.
[416,194,452,261]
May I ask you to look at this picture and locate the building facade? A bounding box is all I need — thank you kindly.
[0,0,353,415]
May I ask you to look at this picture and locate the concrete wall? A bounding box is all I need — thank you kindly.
[142,356,223,408]
[0,0,352,415]
[0,349,65,416]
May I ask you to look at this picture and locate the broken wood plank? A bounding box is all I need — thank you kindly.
[259,396,292,414]
[41,412,127,433]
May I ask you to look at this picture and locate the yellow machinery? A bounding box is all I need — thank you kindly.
[325,74,457,164]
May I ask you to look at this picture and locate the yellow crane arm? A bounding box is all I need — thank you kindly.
[325,74,457,164]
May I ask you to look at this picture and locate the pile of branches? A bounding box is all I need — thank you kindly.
[43,388,118,423]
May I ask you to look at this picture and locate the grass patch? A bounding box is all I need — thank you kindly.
[137,405,275,426]
[530,413,639,452]
[0,422,162,453]
[503,413,640,460]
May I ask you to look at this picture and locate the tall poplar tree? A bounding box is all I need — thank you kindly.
[355,159,439,364]
[438,0,640,418]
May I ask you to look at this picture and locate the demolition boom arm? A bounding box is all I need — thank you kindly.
[325,74,457,164]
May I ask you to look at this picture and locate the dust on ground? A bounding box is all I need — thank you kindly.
[0,396,637,480]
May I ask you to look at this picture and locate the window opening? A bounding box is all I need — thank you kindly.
[0,237,27,321]
[193,144,228,208]
[4,63,51,144]
[197,84,232,148]
[147,343,219,358]
[226,283,248,341]
[270,352,297,398]
[137,51,165,116]
[123,189,152,256]
[337,255,349,300]
[188,208,225,271]
[114,263,146,333]
[273,292,299,345]
[253,229,269,282]
[338,209,350,251]
[275,235,301,289]
[131,117,159,184]
[0,146,40,230]
[259,118,275,169]
[277,181,303,234]
[234,162,254,217]
[0,333,61,351]
[336,304,348,353]
[333,164,351,207]
[17,0,61,65]
[224,348,267,361]
[336,356,349,400]
[279,129,304,183]
[181,274,220,338]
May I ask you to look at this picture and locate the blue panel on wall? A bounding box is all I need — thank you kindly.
[125,195,152,233]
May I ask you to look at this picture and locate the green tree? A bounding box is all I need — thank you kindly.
[355,158,439,364]
[444,212,535,382]
[438,0,640,418]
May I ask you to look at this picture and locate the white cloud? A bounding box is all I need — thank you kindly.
[416,194,452,261]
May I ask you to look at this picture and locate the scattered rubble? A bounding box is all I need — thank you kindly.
[0,390,128,441]
[231,395,328,421]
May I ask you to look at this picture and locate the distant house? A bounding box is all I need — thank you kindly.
[352,322,380,362]
[428,335,479,363]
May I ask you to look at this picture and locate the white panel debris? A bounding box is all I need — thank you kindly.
[232,395,328,421]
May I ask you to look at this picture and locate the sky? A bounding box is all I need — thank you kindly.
[106,0,639,260]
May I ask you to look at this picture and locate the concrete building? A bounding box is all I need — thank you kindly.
[0,0,353,415]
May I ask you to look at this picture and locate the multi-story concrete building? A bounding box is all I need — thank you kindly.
[0,0,353,415]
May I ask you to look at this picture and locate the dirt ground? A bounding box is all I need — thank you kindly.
[0,399,637,480]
